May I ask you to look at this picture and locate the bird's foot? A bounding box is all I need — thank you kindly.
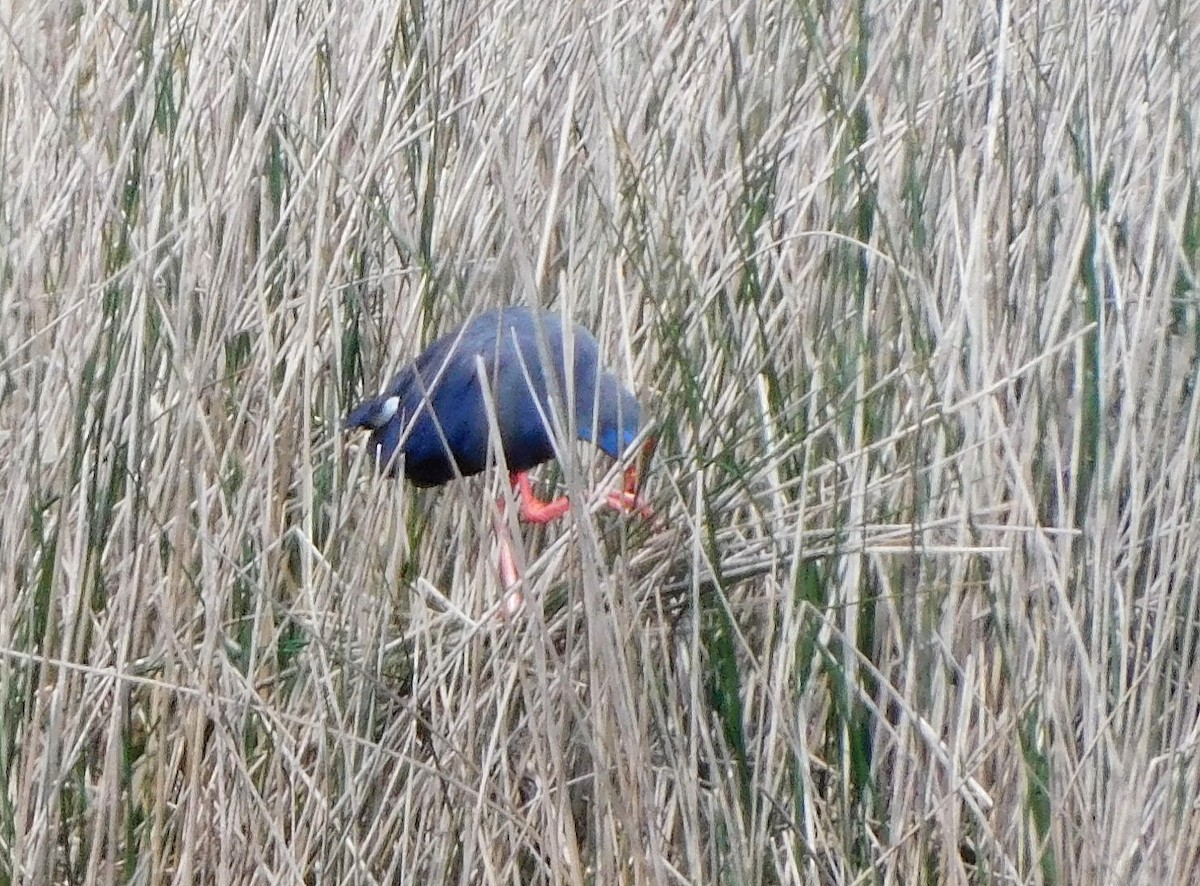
[494,465,657,619]
[510,471,571,523]
[507,467,657,526]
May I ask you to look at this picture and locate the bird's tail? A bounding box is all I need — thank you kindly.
[344,395,399,431]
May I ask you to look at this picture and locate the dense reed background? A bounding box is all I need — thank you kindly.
[3,0,1199,882]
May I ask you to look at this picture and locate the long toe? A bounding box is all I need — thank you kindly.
[512,471,571,523]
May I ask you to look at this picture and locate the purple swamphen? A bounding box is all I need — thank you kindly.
[345,306,655,592]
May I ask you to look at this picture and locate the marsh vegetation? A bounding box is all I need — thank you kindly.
[2,1,1199,882]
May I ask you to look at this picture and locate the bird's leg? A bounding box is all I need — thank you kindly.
[496,516,520,588]
[510,448,656,526]
[492,497,525,617]
[510,471,571,523]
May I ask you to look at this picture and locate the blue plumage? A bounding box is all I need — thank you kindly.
[345,307,641,486]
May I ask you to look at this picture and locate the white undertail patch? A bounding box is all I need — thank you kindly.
[374,396,400,427]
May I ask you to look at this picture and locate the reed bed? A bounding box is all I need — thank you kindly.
[2,1,1199,882]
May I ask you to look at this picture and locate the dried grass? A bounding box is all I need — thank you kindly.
[3,0,1200,883]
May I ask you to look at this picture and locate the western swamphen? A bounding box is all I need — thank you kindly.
[345,306,654,596]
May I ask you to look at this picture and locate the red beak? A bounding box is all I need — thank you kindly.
[623,435,656,496]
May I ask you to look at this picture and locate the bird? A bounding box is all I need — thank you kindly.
[345,306,654,531]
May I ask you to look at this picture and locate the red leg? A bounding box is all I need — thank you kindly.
[492,500,525,617]
[510,459,656,525]
[496,523,520,588]
[511,471,571,523]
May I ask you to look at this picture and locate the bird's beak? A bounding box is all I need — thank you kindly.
[623,434,658,500]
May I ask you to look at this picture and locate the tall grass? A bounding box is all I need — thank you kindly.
[3,0,1199,882]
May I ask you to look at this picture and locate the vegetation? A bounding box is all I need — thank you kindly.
[2,1,1198,882]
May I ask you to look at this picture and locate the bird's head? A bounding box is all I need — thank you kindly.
[586,381,641,461]
[583,380,656,512]
[595,388,643,458]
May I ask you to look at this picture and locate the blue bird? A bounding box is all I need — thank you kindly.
[345,306,654,528]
